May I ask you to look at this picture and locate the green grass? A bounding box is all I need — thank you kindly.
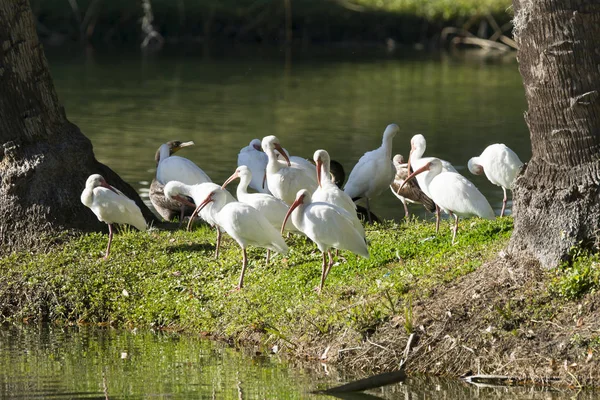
[0,217,512,347]
[549,247,600,300]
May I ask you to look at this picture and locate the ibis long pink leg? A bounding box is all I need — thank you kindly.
[318,252,327,293]
[178,205,186,226]
[237,248,248,289]
[452,214,459,245]
[104,224,114,259]
[402,200,409,219]
[501,187,507,217]
[215,227,221,259]
[435,205,440,233]
[324,249,334,281]
[266,249,271,264]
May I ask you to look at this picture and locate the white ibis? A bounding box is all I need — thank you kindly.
[282,189,369,292]
[468,144,523,217]
[191,188,289,289]
[164,181,235,258]
[151,141,211,222]
[407,134,456,232]
[156,141,212,185]
[237,139,270,194]
[81,174,147,259]
[261,135,318,205]
[390,154,436,218]
[312,149,364,236]
[343,124,398,223]
[401,158,495,244]
[222,165,299,235]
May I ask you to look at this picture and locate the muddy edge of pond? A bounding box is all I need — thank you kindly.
[237,256,599,389]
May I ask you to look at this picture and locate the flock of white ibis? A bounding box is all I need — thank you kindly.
[81,124,524,292]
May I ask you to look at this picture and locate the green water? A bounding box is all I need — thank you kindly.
[0,324,592,399]
[48,46,530,220]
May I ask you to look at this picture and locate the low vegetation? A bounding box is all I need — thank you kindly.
[0,217,510,334]
[4,216,600,386]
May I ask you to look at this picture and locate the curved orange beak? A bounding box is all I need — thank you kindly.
[316,159,323,187]
[100,179,119,194]
[222,170,240,189]
[274,143,291,167]
[187,194,214,231]
[281,193,304,234]
[399,162,431,191]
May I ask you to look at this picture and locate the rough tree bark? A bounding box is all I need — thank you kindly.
[0,1,157,254]
[508,0,600,267]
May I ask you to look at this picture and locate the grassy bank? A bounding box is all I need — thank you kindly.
[4,216,599,386]
[34,0,512,45]
[1,217,509,333]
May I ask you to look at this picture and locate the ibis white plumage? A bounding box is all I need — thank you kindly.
[402,158,495,244]
[156,141,212,185]
[237,139,271,194]
[312,149,364,236]
[222,165,298,234]
[468,143,523,217]
[406,134,457,232]
[81,174,147,259]
[191,188,289,289]
[262,135,318,205]
[164,181,235,258]
[343,124,398,223]
[282,189,369,292]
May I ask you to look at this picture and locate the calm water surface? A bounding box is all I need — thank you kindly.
[47,46,531,220]
[0,324,590,399]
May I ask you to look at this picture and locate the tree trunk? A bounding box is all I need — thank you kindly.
[508,0,600,267]
[0,0,157,254]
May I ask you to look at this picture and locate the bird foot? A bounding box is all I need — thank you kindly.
[229,285,242,293]
[313,286,323,294]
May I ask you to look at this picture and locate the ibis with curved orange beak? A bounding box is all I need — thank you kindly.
[190,188,289,289]
[281,189,369,293]
[401,158,494,244]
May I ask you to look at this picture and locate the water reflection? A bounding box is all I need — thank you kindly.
[48,47,530,220]
[0,325,591,399]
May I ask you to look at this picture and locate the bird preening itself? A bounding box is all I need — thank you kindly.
[81,174,147,259]
[390,154,436,218]
[150,140,209,222]
[468,143,523,217]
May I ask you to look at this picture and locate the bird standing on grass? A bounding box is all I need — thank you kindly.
[401,158,494,244]
[150,140,209,222]
[343,124,398,224]
[164,181,235,259]
[262,135,318,205]
[81,174,147,259]
[468,143,523,217]
[390,154,436,218]
[191,188,289,290]
[282,189,369,293]
[406,134,456,232]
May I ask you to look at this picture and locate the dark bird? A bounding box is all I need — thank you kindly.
[390,154,436,218]
[149,140,201,222]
